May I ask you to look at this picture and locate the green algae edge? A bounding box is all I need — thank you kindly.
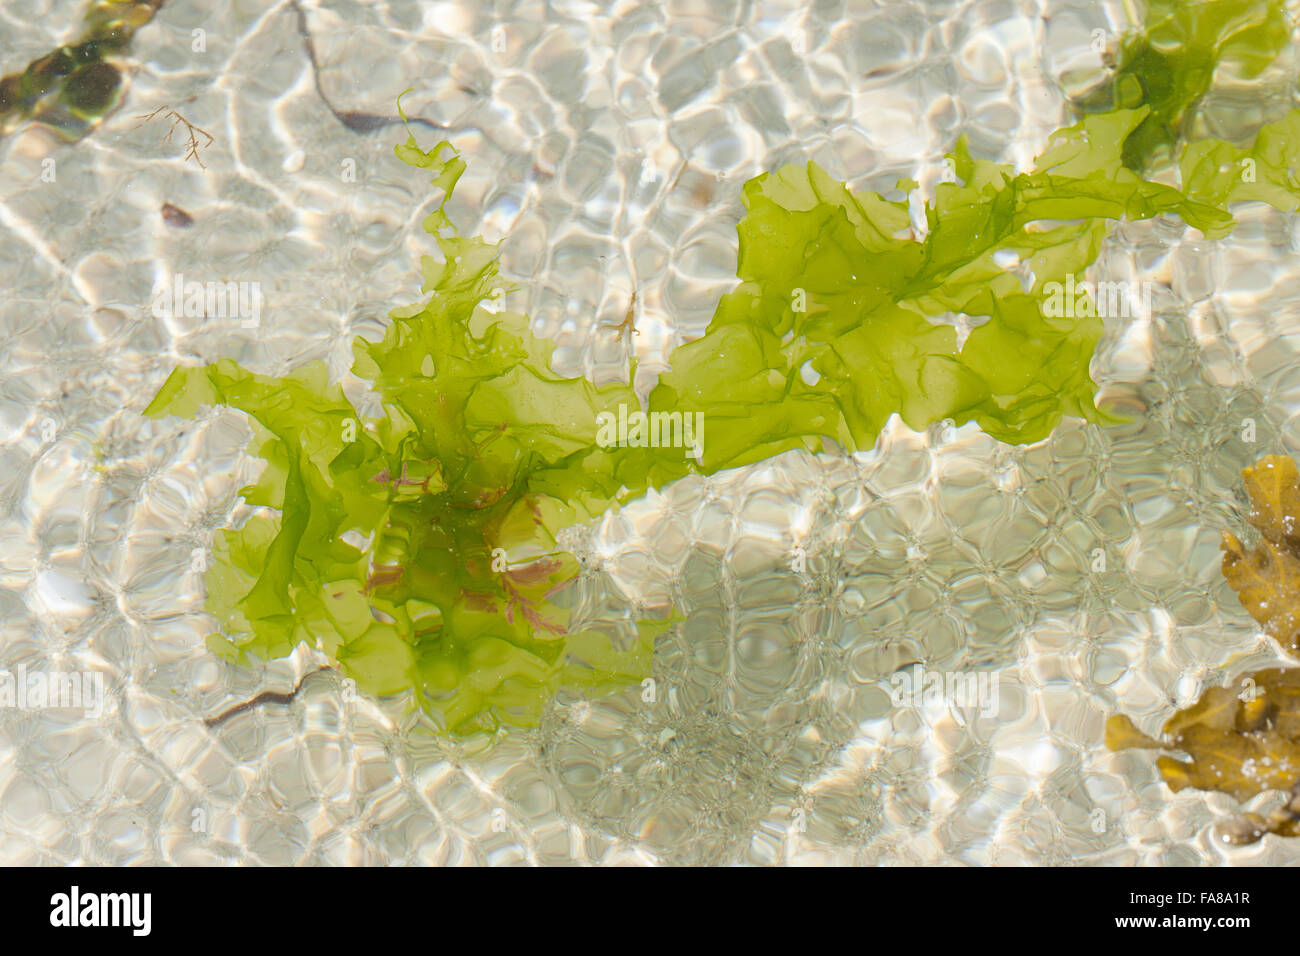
[146,11,1300,737]
[1073,0,1291,174]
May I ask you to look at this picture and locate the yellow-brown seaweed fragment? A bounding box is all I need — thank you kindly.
[1108,454,1300,844]
[1107,669,1300,842]
[1221,454,1300,652]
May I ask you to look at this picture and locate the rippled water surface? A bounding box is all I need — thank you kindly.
[4,0,1300,865]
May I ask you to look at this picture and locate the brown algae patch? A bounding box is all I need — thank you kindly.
[1109,455,1300,844]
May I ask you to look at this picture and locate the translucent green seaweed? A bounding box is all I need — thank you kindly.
[1075,0,1291,172]
[1181,108,1300,211]
[145,5,1300,735]
[647,107,1231,463]
[146,135,670,735]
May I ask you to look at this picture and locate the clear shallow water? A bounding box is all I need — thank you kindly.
[2,0,1300,864]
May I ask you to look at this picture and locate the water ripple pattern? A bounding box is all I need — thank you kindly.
[1,0,1299,864]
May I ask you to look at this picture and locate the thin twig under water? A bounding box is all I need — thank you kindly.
[135,104,213,169]
[204,666,335,728]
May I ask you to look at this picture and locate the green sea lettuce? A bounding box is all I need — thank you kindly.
[147,134,669,734]
[649,106,1231,463]
[1180,108,1300,212]
[1075,0,1291,171]
[147,77,1290,734]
